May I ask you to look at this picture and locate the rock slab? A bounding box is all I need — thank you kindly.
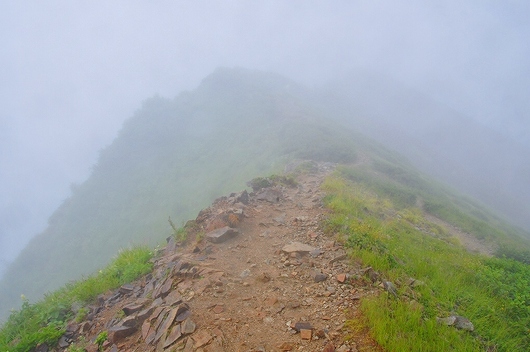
[206,226,239,243]
[282,242,316,254]
[108,325,137,343]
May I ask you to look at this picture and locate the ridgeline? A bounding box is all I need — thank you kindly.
[1,68,530,351]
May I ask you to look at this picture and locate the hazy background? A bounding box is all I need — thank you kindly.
[1,1,529,277]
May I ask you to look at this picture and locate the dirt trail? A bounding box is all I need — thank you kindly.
[416,197,496,256]
[66,163,383,352]
[423,214,497,256]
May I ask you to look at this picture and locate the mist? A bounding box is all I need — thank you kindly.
[1,1,529,273]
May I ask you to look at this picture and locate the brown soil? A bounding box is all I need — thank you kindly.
[415,197,496,256]
[62,163,384,352]
[423,214,497,256]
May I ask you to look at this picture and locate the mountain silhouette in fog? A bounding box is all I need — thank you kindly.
[1,68,528,322]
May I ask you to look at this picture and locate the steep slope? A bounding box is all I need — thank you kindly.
[321,71,530,232]
[0,68,359,320]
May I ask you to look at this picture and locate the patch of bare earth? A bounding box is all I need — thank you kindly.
[415,197,496,256]
[58,163,384,352]
[423,214,497,256]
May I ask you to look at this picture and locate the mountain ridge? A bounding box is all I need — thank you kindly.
[1,68,529,339]
[2,160,530,351]
[32,161,383,352]
[0,68,360,319]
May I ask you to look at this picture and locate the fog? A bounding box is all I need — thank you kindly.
[1,1,529,272]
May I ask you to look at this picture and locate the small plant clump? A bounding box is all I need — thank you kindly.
[95,331,108,351]
[168,216,187,242]
[247,174,297,192]
[74,307,89,323]
[115,309,125,320]
[247,177,273,191]
[169,218,202,243]
[67,337,88,352]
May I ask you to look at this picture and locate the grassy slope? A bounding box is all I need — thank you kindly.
[320,71,530,233]
[322,158,530,351]
[0,247,153,352]
[0,68,358,320]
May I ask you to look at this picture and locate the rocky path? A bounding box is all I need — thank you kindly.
[62,163,383,352]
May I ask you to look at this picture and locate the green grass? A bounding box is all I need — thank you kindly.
[95,331,108,351]
[338,162,530,262]
[322,171,530,351]
[0,246,153,352]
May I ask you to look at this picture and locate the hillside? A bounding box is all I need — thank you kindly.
[0,68,361,320]
[321,71,530,231]
[2,68,530,351]
[2,162,530,351]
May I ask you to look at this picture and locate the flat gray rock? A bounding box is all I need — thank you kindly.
[313,273,328,283]
[282,241,316,253]
[256,189,282,203]
[108,325,137,343]
[437,315,474,332]
[205,226,239,243]
[454,316,474,331]
[181,318,197,335]
[122,303,144,316]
